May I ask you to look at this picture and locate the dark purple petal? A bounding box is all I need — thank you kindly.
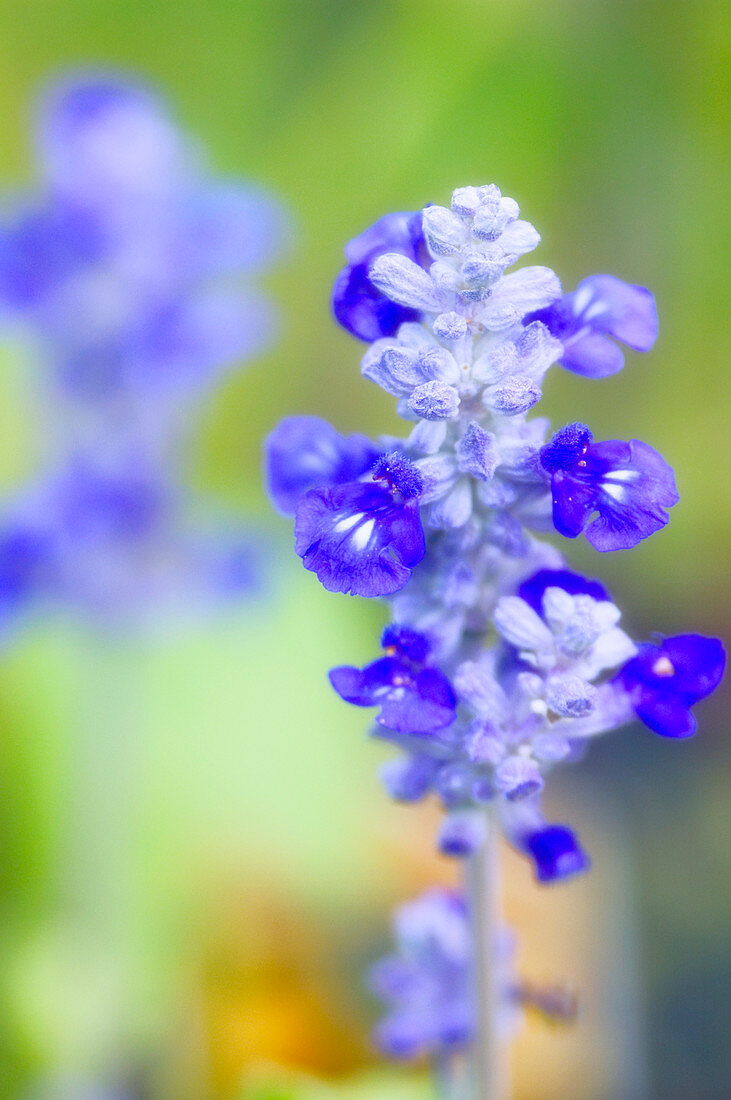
[523,825,590,883]
[331,631,455,734]
[331,211,425,341]
[518,568,611,613]
[583,440,678,552]
[543,428,678,551]
[661,634,726,703]
[381,623,430,663]
[617,634,725,738]
[377,667,455,734]
[633,692,696,739]
[550,472,597,539]
[527,274,658,378]
[343,211,423,267]
[332,264,418,343]
[329,660,392,707]
[294,482,424,597]
[265,416,380,515]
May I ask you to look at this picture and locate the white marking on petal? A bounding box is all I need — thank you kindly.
[333,512,363,533]
[582,300,606,321]
[602,482,626,502]
[605,469,639,482]
[573,285,594,315]
[351,518,375,550]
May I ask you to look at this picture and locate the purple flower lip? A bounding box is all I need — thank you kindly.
[522,824,590,884]
[527,274,658,379]
[616,633,725,738]
[329,624,456,734]
[540,423,678,552]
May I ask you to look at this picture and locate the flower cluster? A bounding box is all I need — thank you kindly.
[266,183,725,888]
[368,889,514,1059]
[369,887,576,1060]
[0,73,286,631]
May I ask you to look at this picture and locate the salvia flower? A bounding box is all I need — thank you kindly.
[539,422,679,551]
[267,182,724,881]
[293,452,425,597]
[329,624,456,733]
[616,634,726,738]
[527,274,658,378]
[369,889,518,1058]
[520,824,591,884]
[0,73,286,629]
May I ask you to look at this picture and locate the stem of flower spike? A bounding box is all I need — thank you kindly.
[64,629,146,1071]
[466,809,508,1100]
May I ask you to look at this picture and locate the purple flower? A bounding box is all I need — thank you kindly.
[329,624,456,734]
[539,423,678,551]
[522,824,590,883]
[331,211,426,342]
[517,567,610,613]
[0,201,104,311]
[616,633,725,738]
[0,74,286,401]
[527,274,658,378]
[265,416,381,516]
[0,521,54,630]
[36,73,187,206]
[369,889,472,1058]
[294,452,426,597]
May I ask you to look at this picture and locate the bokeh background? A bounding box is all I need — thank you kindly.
[0,1,729,1097]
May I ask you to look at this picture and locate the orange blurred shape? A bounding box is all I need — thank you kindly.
[197,883,370,1093]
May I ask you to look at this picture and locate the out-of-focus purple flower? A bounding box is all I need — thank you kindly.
[294,452,425,597]
[329,624,456,734]
[35,73,189,206]
[0,73,288,399]
[369,890,472,1058]
[0,73,288,627]
[521,824,590,884]
[527,274,657,378]
[539,423,678,551]
[370,889,520,1059]
[0,520,55,633]
[616,633,726,738]
[332,211,426,342]
[265,415,381,516]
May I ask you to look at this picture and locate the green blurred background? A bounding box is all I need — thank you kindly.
[0,1,728,1097]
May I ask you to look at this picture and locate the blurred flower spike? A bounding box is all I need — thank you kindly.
[370,888,575,1060]
[0,71,289,631]
[368,889,515,1059]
